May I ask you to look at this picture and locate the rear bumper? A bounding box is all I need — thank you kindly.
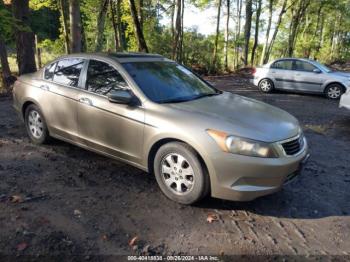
[209,145,309,201]
[251,77,259,86]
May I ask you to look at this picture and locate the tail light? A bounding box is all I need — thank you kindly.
[252,67,256,76]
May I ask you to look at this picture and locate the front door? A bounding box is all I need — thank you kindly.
[77,59,145,163]
[292,60,325,92]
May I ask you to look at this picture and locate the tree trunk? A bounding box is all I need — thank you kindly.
[129,0,148,52]
[287,0,310,57]
[260,0,273,65]
[138,0,144,31]
[171,0,175,40]
[180,0,184,62]
[95,0,109,51]
[234,0,242,69]
[224,0,230,71]
[69,0,82,53]
[172,0,182,61]
[0,35,13,91]
[250,0,261,65]
[211,0,222,73]
[243,0,252,66]
[12,0,37,75]
[264,0,287,63]
[58,0,70,54]
[110,0,121,51]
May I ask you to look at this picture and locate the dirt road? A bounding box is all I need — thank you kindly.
[0,76,349,259]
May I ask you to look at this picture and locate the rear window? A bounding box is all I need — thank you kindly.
[53,58,84,87]
[44,62,57,80]
[271,60,293,70]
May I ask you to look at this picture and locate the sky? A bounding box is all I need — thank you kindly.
[160,4,228,36]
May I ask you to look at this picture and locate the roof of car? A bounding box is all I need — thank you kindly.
[274,57,315,62]
[51,52,167,63]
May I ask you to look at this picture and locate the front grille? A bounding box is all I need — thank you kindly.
[282,136,304,156]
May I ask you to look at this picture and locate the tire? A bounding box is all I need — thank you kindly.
[258,78,274,93]
[153,142,210,205]
[24,104,50,144]
[325,84,344,99]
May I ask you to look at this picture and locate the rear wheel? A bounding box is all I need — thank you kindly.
[325,84,344,99]
[153,142,209,204]
[258,79,274,93]
[25,104,50,144]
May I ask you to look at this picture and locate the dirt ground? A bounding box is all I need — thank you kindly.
[0,75,349,260]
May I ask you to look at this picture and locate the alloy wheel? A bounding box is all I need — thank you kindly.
[28,110,44,139]
[260,80,272,92]
[160,153,194,195]
[327,86,341,99]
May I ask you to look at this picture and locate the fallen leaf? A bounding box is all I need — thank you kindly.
[10,195,23,203]
[16,242,28,251]
[128,236,138,247]
[73,209,82,217]
[101,234,108,241]
[207,213,219,223]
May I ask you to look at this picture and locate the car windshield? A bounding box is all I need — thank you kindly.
[122,61,219,103]
[310,60,332,73]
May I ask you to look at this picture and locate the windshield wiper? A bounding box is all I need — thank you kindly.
[158,92,220,104]
[191,92,220,101]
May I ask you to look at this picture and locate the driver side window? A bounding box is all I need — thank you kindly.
[86,60,128,95]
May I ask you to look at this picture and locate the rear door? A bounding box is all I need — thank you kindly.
[77,59,145,163]
[41,58,86,141]
[270,60,295,90]
[292,60,325,93]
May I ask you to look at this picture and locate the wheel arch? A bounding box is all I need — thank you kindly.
[147,138,210,182]
[323,82,346,93]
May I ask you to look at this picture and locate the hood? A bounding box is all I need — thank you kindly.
[329,71,350,78]
[167,92,300,142]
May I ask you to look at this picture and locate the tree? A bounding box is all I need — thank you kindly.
[172,0,183,61]
[287,0,310,56]
[0,36,12,89]
[129,0,149,52]
[243,0,252,66]
[260,0,273,64]
[224,0,230,70]
[69,0,82,53]
[0,0,14,90]
[12,0,37,75]
[234,0,243,69]
[211,0,222,72]
[95,0,109,51]
[58,0,70,54]
[250,0,261,65]
[264,0,288,63]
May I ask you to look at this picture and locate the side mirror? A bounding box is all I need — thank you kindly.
[107,89,139,105]
[313,68,322,74]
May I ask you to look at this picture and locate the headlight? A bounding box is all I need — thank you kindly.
[207,129,278,158]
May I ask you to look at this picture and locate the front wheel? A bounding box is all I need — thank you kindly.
[258,79,274,93]
[325,84,344,99]
[153,142,209,205]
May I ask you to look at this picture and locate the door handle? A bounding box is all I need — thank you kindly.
[79,97,93,106]
[40,85,50,91]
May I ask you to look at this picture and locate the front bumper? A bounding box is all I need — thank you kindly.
[209,145,309,201]
[340,92,350,110]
